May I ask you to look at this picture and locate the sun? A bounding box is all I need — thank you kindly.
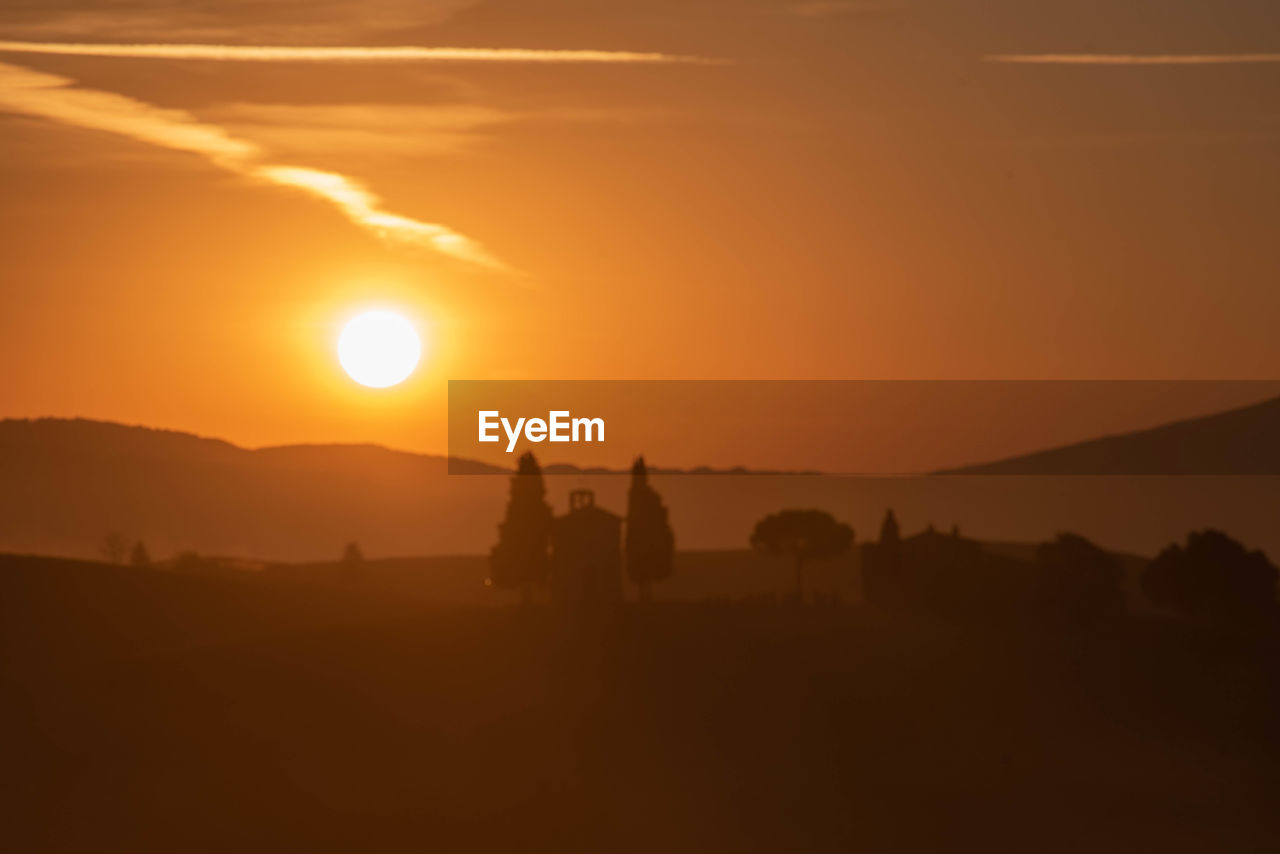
[338,310,422,388]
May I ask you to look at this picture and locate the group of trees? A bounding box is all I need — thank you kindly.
[1142,529,1278,621]
[862,515,1126,626]
[104,481,1278,621]
[488,473,1279,620]
[861,509,1277,624]
[489,453,675,602]
[100,535,367,582]
[99,531,150,568]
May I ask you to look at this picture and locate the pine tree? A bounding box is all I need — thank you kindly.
[343,541,364,564]
[341,541,364,584]
[751,509,853,603]
[490,452,553,603]
[99,531,129,564]
[879,509,900,545]
[129,540,151,568]
[625,456,675,602]
[862,509,901,606]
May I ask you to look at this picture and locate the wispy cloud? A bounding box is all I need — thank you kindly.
[986,53,1280,66]
[0,40,711,64]
[209,103,516,158]
[786,1,900,18]
[0,1,473,43]
[255,165,506,267]
[208,103,653,159]
[0,62,509,271]
[0,63,255,163]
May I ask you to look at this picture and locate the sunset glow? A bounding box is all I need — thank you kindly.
[4,2,1280,847]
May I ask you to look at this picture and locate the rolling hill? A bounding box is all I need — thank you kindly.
[940,394,1280,475]
[0,418,507,560]
[0,418,837,561]
[6,407,1280,565]
[8,549,1278,851]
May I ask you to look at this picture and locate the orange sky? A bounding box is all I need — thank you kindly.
[1,0,1278,461]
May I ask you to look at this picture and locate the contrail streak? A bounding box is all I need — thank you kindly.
[0,40,711,64]
[0,62,509,271]
[986,53,1280,66]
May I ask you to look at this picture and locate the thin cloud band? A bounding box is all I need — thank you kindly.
[986,53,1280,66]
[0,40,716,64]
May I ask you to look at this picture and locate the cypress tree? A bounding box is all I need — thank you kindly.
[490,452,553,603]
[341,541,364,584]
[879,509,900,546]
[129,540,151,568]
[625,456,675,602]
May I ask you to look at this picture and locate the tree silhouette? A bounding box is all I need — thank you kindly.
[490,452,553,603]
[862,509,901,606]
[341,541,365,584]
[1142,529,1278,620]
[1035,532,1124,624]
[99,531,129,564]
[750,509,853,602]
[129,540,151,568]
[879,509,900,546]
[625,456,675,602]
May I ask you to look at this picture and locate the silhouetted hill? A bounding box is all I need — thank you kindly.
[0,419,820,562]
[6,551,1280,851]
[9,413,1280,567]
[0,418,509,560]
[0,552,428,662]
[939,395,1280,475]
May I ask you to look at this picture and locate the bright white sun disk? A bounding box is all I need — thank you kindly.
[338,310,422,388]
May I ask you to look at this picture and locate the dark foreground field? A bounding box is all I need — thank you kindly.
[4,555,1280,852]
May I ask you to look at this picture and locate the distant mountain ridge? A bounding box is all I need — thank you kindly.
[8,402,1280,564]
[0,418,814,477]
[0,418,492,560]
[938,395,1280,475]
[0,418,819,561]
